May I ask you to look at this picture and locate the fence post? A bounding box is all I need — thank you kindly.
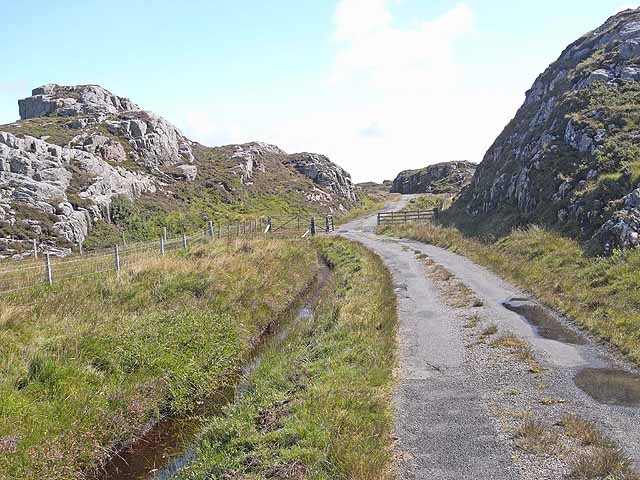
[326,215,330,233]
[78,241,83,256]
[32,239,38,259]
[377,213,381,226]
[208,221,214,239]
[227,225,231,241]
[310,217,316,236]
[182,233,188,249]
[44,253,52,286]
[114,245,121,274]
[268,216,273,233]
[162,226,168,241]
[160,235,165,256]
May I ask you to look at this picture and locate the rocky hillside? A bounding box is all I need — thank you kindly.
[0,85,358,256]
[391,161,476,195]
[450,8,640,253]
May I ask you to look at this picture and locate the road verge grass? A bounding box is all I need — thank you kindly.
[380,222,640,365]
[0,239,317,479]
[178,237,398,479]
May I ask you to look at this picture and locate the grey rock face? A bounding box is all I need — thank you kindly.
[456,8,640,251]
[0,131,155,246]
[18,84,139,120]
[105,111,194,168]
[231,142,284,183]
[391,161,476,195]
[283,152,357,207]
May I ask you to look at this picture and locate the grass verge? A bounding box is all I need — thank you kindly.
[381,222,640,365]
[177,237,398,479]
[0,239,317,479]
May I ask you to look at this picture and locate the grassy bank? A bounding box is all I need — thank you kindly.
[0,239,317,479]
[178,238,398,479]
[381,222,640,365]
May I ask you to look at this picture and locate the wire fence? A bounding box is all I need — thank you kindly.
[0,214,335,296]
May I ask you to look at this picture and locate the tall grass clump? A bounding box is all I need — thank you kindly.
[0,239,317,479]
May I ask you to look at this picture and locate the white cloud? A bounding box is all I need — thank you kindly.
[182,1,523,183]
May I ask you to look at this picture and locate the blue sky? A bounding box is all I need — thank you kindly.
[0,1,636,181]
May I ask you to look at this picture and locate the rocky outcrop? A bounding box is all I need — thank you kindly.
[0,131,155,246]
[391,161,476,194]
[284,153,357,207]
[453,8,640,252]
[18,84,138,120]
[230,142,284,183]
[0,84,360,255]
[103,111,195,168]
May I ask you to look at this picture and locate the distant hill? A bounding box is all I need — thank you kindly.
[448,8,640,253]
[390,161,476,195]
[0,84,359,257]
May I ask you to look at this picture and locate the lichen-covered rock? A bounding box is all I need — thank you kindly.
[0,131,155,245]
[230,142,281,183]
[391,161,476,194]
[452,8,640,251]
[283,152,357,205]
[105,111,194,167]
[18,84,138,120]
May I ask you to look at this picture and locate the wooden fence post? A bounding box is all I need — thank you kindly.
[162,226,168,241]
[114,245,121,273]
[310,217,316,236]
[160,235,165,256]
[182,233,188,249]
[33,239,38,259]
[208,221,214,239]
[78,242,83,256]
[44,253,52,286]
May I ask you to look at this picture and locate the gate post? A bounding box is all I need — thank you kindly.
[310,217,316,237]
[114,245,121,273]
[44,253,52,286]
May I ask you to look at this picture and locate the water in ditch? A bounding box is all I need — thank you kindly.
[95,261,331,480]
[502,298,586,345]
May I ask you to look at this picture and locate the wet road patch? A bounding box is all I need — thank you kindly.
[503,299,586,345]
[575,368,640,407]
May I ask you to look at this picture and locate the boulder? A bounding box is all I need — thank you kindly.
[391,161,476,194]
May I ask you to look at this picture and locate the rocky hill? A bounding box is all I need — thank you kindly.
[0,85,358,256]
[391,161,476,195]
[450,8,640,253]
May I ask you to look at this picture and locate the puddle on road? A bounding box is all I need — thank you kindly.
[95,261,331,480]
[502,299,586,345]
[575,368,640,407]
